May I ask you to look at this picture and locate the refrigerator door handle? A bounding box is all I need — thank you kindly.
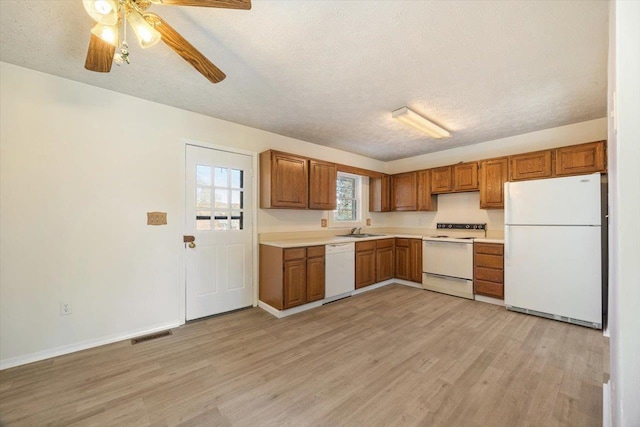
[504,226,510,267]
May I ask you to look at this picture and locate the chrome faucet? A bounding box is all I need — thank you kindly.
[349,227,358,235]
[356,227,363,235]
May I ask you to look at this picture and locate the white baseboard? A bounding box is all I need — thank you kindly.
[603,380,611,427]
[0,321,182,371]
[474,294,505,306]
[258,300,324,318]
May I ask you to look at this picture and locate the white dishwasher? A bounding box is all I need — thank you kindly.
[324,242,355,302]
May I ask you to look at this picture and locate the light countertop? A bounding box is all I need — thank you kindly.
[473,238,505,244]
[261,234,422,248]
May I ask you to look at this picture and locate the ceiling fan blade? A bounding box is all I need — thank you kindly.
[84,33,116,73]
[144,13,226,84]
[150,0,251,9]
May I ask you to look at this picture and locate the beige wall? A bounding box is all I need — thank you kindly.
[0,62,383,368]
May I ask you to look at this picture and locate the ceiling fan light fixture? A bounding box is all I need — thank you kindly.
[83,0,118,25]
[392,107,451,139]
[90,23,118,46]
[127,10,162,49]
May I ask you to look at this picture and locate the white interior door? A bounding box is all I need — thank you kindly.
[185,145,253,321]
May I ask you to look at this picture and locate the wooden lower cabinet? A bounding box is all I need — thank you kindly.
[283,258,306,308]
[306,247,325,302]
[259,244,325,310]
[395,239,410,280]
[395,238,422,283]
[409,239,423,283]
[376,239,395,282]
[473,242,504,299]
[355,241,376,289]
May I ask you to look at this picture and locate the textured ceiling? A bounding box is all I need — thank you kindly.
[0,1,608,161]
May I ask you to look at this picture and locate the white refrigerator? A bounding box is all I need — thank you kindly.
[504,173,602,329]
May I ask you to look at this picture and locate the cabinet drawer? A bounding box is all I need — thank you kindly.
[474,280,504,299]
[356,241,376,252]
[474,243,504,256]
[283,247,306,260]
[474,253,503,269]
[474,266,503,283]
[376,238,395,249]
[306,245,325,258]
[395,238,409,247]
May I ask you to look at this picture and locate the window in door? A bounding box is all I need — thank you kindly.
[196,165,244,231]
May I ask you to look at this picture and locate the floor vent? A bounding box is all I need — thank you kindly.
[131,330,172,345]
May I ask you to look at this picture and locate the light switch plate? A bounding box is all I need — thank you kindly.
[147,212,167,226]
[321,219,328,228]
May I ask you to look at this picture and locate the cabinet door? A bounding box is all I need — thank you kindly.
[283,259,307,309]
[391,172,417,211]
[509,150,552,181]
[409,239,423,283]
[555,141,606,176]
[376,247,394,282]
[431,166,453,193]
[308,160,337,210]
[355,250,376,289]
[306,256,325,302]
[369,175,391,212]
[395,240,410,280]
[417,170,437,211]
[479,157,509,209]
[453,162,479,192]
[271,152,309,208]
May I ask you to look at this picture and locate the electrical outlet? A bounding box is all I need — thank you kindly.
[60,302,72,316]
[366,218,372,226]
[321,219,327,228]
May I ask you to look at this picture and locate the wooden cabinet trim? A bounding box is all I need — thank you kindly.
[306,245,325,258]
[356,241,377,252]
[284,247,306,261]
[474,243,504,256]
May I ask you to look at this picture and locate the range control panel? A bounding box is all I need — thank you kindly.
[436,223,486,230]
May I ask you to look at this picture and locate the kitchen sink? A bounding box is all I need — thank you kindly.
[335,234,386,238]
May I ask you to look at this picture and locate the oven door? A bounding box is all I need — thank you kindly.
[422,240,473,280]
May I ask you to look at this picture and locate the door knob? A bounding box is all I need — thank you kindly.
[188,242,196,248]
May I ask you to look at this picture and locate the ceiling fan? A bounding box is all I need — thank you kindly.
[83,0,251,83]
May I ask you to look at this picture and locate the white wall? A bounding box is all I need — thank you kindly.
[607,1,640,426]
[0,60,612,370]
[0,62,383,368]
[383,119,607,234]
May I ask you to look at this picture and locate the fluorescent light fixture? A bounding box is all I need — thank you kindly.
[392,107,451,139]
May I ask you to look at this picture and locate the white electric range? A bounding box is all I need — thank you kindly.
[422,223,486,299]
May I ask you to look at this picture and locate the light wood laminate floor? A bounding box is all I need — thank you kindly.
[0,285,605,426]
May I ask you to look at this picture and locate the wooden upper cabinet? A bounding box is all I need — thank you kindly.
[453,162,479,192]
[391,172,418,211]
[431,166,453,193]
[555,141,606,176]
[417,170,437,211]
[308,160,337,210]
[369,174,391,212]
[260,150,308,209]
[509,150,552,181]
[479,157,509,209]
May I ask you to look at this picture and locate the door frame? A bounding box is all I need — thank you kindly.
[179,138,259,324]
